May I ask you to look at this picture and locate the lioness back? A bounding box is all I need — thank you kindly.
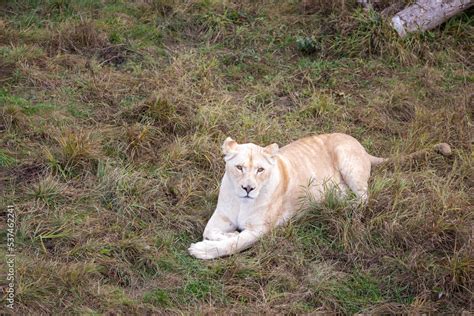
[277,133,369,200]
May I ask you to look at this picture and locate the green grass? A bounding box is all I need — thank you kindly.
[0,149,17,167]
[331,273,384,313]
[0,91,57,115]
[143,288,171,307]
[1,0,472,314]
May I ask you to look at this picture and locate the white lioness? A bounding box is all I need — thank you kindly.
[188,133,450,260]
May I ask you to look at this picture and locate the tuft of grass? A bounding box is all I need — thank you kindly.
[299,93,339,118]
[0,149,17,167]
[56,131,98,163]
[49,20,108,55]
[42,129,100,176]
[29,176,64,207]
[144,95,177,125]
[1,104,30,131]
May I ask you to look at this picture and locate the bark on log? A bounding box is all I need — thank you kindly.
[391,0,474,37]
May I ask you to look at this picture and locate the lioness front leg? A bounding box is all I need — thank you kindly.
[202,211,238,241]
[188,229,265,260]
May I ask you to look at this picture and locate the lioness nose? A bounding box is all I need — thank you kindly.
[241,185,255,194]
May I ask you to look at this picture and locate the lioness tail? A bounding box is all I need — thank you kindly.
[369,142,452,167]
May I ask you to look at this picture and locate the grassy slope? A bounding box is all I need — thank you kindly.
[0,0,472,314]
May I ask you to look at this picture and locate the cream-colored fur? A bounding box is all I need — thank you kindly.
[188,134,451,259]
[188,133,385,260]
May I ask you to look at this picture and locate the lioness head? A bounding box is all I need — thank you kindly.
[222,137,279,200]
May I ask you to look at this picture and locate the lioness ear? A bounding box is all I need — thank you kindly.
[264,143,279,157]
[222,137,238,160]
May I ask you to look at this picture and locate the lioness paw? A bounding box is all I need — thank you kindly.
[224,231,239,238]
[188,240,222,260]
[204,230,239,241]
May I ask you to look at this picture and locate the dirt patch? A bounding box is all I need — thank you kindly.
[0,61,16,82]
[2,160,48,189]
[97,44,130,66]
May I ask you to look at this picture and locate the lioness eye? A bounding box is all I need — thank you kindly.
[236,165,243,171]
[257,167,264,173]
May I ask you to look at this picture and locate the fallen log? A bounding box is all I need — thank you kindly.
[391,0,474,37]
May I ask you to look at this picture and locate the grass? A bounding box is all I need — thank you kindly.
[0,0,473,313]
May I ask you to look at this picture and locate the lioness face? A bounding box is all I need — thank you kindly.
[222,137,279,200]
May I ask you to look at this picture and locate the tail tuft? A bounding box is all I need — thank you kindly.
[434,143,452,157]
